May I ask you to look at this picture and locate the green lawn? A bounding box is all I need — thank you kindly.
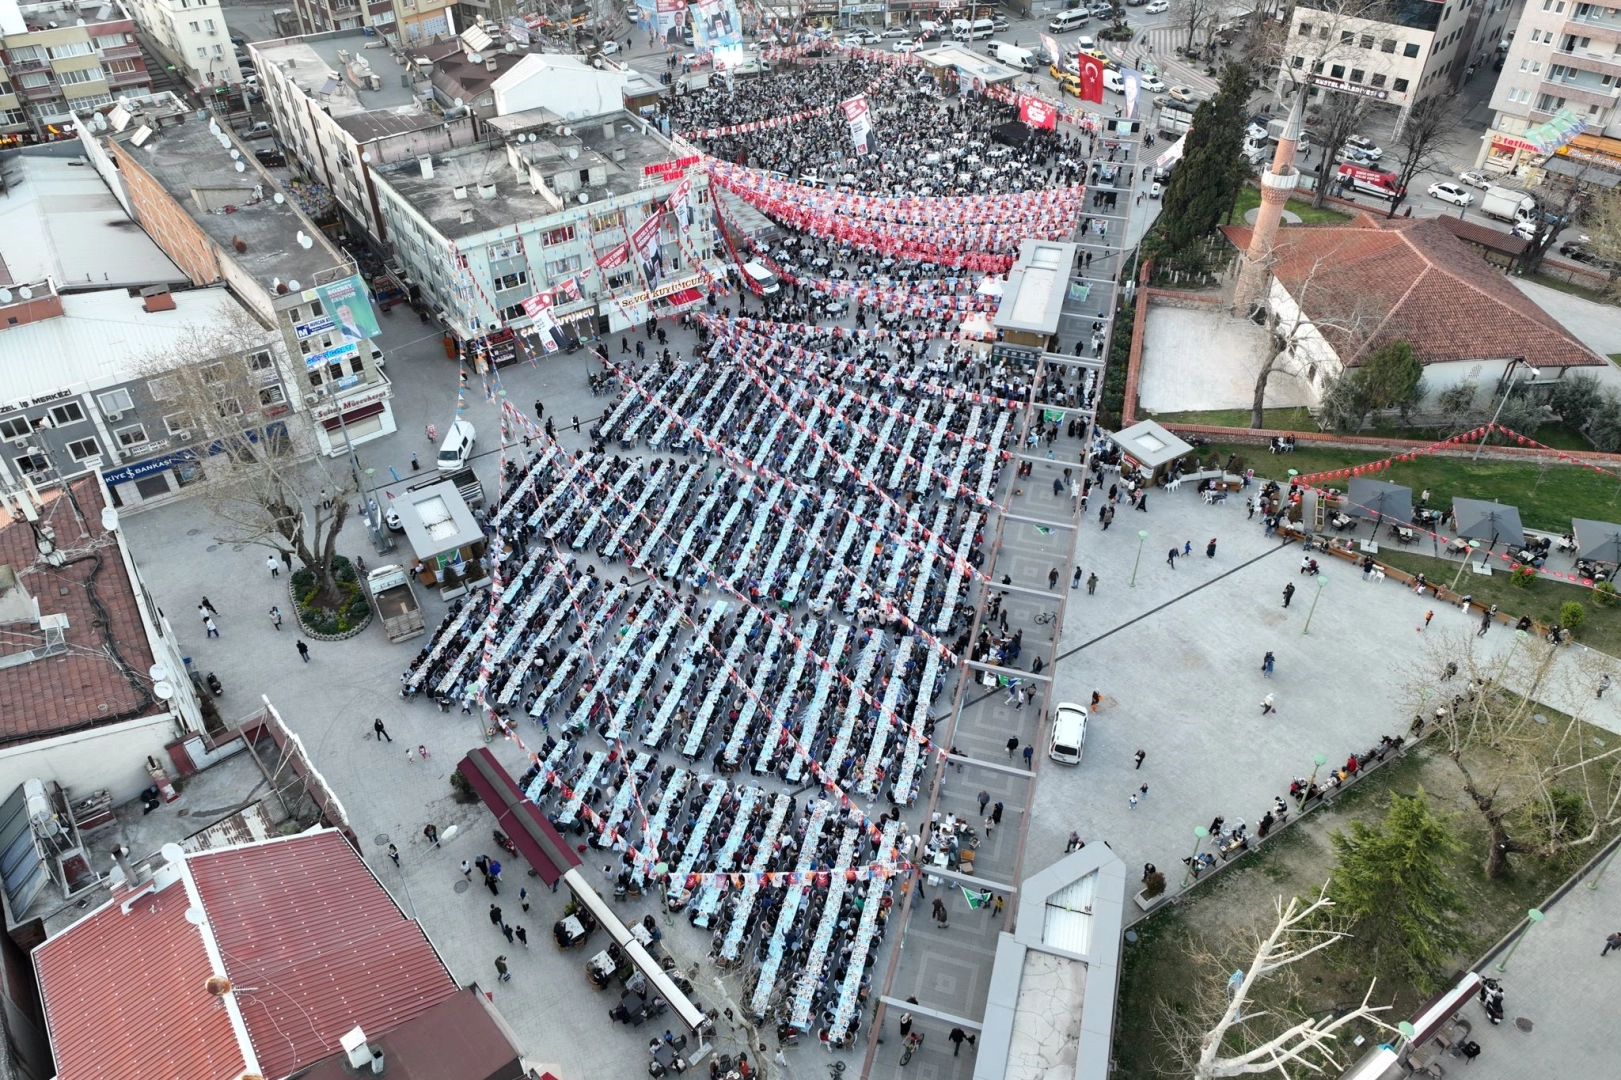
[1230,186,1353,226]
[1210,441,1621,534]
[1150,406,1319,431]
[1527,271,1617,306]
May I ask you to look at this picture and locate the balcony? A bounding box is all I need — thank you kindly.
[1541,75,1619,109]
[18,81,63,101]
[107,67,150,86]
[1563,18,1621,46]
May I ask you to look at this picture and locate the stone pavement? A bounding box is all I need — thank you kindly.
[1464,852,1618,1079]
[1137,305,1309,415]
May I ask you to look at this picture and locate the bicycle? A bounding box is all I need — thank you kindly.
[828,1063,847,1077]
[1034,611,1058,626]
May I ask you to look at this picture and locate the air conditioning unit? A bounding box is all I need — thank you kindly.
[176,432,192,442]
[104,411,123,423]
[9,437,28,447]
[305,392,321,405]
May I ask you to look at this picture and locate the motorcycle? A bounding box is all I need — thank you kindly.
[205,672,224,697]
[493,828,519,857]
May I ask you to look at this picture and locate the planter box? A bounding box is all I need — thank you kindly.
[1134,888,1170,912]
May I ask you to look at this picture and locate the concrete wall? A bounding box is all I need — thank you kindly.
[0,713,184,804]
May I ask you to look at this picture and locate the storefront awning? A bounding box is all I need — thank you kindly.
[457,748,582,887]
[658,287,703,308]
[320,401,386,431]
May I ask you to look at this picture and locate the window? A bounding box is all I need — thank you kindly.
[65,437,99,461]
[1331,63,1346,77]
[148,376,178,401]
[1393,77,1410,92]
[1562,33,1590,49]
[259,386,286,407]
[115,424,148,448]
[50,402,85,426]
[1536,92,1567,110]
[14,453,48,475]
[0,108,24,126]
[494,270,528,291]
[18,73,50,89]
[1292,54,1305,67]
[487,239,521,260]
[205,17,215,28]
[544,255,582,278]
[201,362,227,384]
[212,398,242,419]
[307,369,323,387]
[1532,60,1542,71]
[1520,58,1530,70]
[590,212,620,232]
[347,353,365,375]
[1351,67,1365,82]
[1341,30,1354,44]
[0,417,30,440]
[197,47,208,59]
[8,45,43,63]
[189,19,200,30]
[106,58,138,73]
[248,350,274,370]
[212,44,222,55]
[1551,63,1571,79]
[1317,26,1328,39]
[57,67,102,85]
[544,225,576,245]
[163,413,193,435]
[94,33,129,50]
[47,41,93,59]
[1381,37,1396,52]
[1403,41,1420,57]
[97,389,134,414]
[1298,20,1312,34]
[1371,72,1387,87]
[1360,34,1374,48]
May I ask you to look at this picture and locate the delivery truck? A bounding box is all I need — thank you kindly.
[1480,185,1535,223]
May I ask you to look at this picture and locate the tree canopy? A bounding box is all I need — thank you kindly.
[1150,63,1253,260]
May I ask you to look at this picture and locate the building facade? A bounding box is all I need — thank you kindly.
[372,110,718,351]
[121,0,244,94]
[1481,0,1621,174]
[1281,0,1514,121]
[79,93,398,457]
[0,0,150,144]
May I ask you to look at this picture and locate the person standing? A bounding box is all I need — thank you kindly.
[1282,583,1295,608]
[267,554,281,579]
[977,790,990,816]
[1604,931,1621,956]
[269,605,282,630]
[1128,792,1139,809]
[1206,538,1217,558]
[932,897,949,928]
[515,925,528,947]
[1006,736,1019,758]
[387,843,400,867]
[991,801,1004,826]
[948,1028,976,1056]
[461,859,473,879]
[373,717,393,743]
[899,1008,915,1038]
[1600,674,1612,699]
[1072,566,1083,589]
[520,886,530,913]
[1087,572,1098,594]
[1262,651,1275,677]
[1134,749,1146,769]
[423,823,440,847]
[1047,567,1059,589]
[1065,831,1081,852]
[1021,745,1034,769]
[295,639,310,662]
[494,955,510,982]
[410,452,420,472]
[1422,609,1435,631]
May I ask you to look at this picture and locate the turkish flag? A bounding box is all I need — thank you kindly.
[1078,54,1105,104]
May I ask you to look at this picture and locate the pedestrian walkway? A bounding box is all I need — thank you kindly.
[1130,28,1221,93]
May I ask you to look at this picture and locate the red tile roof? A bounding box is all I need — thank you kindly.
[294,990,525,1080]
[1220,213,1603,369]
[0,477,160,743]
[35,831,458,1080]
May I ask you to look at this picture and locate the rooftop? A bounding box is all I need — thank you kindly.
[0,154,185,292]
[34,829,459,1080]
[1220,213,1606,369]
[251,31,422,116]
[108,95,348,291]
[0,477,161,745]
[918,44,1026,84]
[996,240,1078,337]
[0,0,131,34]
[378,113,672,240]
[0,286,273,403]
[399,478,484,556]
[294,990,527,1080]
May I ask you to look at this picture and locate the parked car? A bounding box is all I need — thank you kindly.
[1168,84,1197,103]
[1427,181,1472,207]
[992,14,1010,29]
[1145,0,1169,11]
[600,38,620,54]
[1140,74,1166,92]
[1458,169,1491,189]
[844,28,879,44]
[436,419,476,470]
[1048,702,1089,764]
[1344,134,1383,160]
[880,25,907,37]
[893,37,919,52]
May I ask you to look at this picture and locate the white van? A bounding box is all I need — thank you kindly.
[1048,701,1089,765]
[953,16,993,39]
[1047,9,1089,32]
[436,419,476,470]
[741,260,780,296]
[1103,68,1125,93]
[986,41,1036,71]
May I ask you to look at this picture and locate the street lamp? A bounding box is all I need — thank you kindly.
[1301,573,1327,634]
[1129,528,1149,587]
[1181,825,1209,888]
[1449,539,1481,591]
[1473,358,1540,462]
[1299,752,1328,806]
[1495,907,1544,971]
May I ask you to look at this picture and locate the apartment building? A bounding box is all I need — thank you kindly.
[1282,0,1514,120]
[1482,0,1621,174]
[0,0,150,143]
[288,0,366,37]
[122,0,245,92]
[373,107,717,355]
[75,92,399,456]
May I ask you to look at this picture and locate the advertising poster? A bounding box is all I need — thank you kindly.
[631,213,665,289]
[694,0,741,49]
[656,0,685,45]
[842,95,876,155]
[669,177,693,230]
[296,273,381,342]
[1040,33,1061,65]
[598,242,631,271]
[1018,95,1057,130]
[1077,54,1105,104]
[1122,69,1140,119]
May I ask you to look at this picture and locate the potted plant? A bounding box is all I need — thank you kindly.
[1134,870,1169,912]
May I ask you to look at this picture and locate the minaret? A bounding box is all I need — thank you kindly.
[1233,89,1306,315]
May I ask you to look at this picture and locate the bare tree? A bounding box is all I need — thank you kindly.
[1155,884,1396,1078]
[1409,633,1621,878]
[1384,97,1458,218]
[1308,91,1368,210]
[1171,0,1220,52]
[138,311,358,602]
[1518,166,1595,276]
[1580,184,1621,297]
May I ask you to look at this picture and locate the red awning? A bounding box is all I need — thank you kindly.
[456,749,582,887]
[320,401,385,432]
[658,287,703,308]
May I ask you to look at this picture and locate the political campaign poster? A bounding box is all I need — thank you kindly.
[297,273,380,342]
[1040,33,1061,64]
[841,95,876,155]
[631,213,665,289]
[694,0,741,49]
[1122,68,1140,119]
[556,276,582,302]
[1018,94,1056,130]
[520,292,554,320]
[656,0,685,46]
[597,242,631,271]
[529,305,561,353]
[1077,54,1105,105]
[669,176,693,231]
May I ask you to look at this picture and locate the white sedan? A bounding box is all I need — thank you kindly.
[1140,74,1166,92]
[893,37,920,53]
[600,39,620,54]
[1427,181,1472,207]
[1145,0,1169,11]
[1458,169,1491,189]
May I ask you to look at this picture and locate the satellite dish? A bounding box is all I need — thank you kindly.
[235,161,246,172]
[101,506,118,532]
[18,286,32,299]
[92,113,107,131]
[162,843,185,865]
[361,150,372,163]
[568,147,578,159]
[229,148,241,159]
[578,192,589,204]
[455,97,464,107]
[209,120,220,134]
[287,279,301,291]
[273,192,285,204]
[153,680,175,701]
[0,288,10,302]
[149,664,168,683]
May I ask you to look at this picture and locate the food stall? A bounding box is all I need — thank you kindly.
[396,478,490,600]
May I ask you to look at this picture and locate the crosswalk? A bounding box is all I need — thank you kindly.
[1121,26,1222,94]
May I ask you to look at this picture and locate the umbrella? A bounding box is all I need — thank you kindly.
[1572,518,1621,564]
[1452,498,1525,551]
[1344,478,1413,526]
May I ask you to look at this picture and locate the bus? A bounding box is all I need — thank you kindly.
[1336,163,1405,202]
